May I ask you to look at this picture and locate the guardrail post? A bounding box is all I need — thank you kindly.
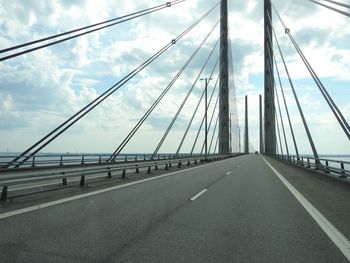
[324,161,330,174]
[98,155,102,164]
[135,155,137,162]
[307,158,311,168]
[155,164,158,170]
[125,155,128,162]
[81,155,85,165]
[1,186,8,201]
[136,166,139,173]
[300,157,304,166]
[107,169,112,179]
[195,159,198,164]
[62,178,67,186]
[165,163,168,170]
[178,161,182,168]
[31,156,36,168]
[147,166,151,174]
[169,162,172,168]
[59,156,63,166]
[187,160,190,166]
[79,176,85,187]
[121,169,126,179]
[340,162,346,178]
[314,159,319,170]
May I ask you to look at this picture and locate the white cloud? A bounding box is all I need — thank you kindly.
[0,0,348,155]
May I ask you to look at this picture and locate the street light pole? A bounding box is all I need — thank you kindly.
[200,78,212,160]
[205,78,208,159]
[229,114,232,154]
[238,126,241,153]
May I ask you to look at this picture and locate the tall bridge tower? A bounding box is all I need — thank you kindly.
[264,0,276,154]
[219,0,230,154]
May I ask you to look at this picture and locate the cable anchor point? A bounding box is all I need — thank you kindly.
[166,2,171,7]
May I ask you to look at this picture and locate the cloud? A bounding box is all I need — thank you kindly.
[0,0,348,155]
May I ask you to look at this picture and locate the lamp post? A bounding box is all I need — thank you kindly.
[238,126,241,153]
[200,78,212,160]
[229,113,234,154]
[244,95,249,153]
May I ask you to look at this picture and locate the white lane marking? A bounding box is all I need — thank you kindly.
[226,171,231,175]
[0,158,230,220]
[190,189,208,201]
[261,156,350,261]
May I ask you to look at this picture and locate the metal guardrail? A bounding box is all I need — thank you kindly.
[0,154,234,201]
[274,154,350,178]
[0,153,202,170]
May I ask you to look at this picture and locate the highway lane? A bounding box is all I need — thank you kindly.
[0,154,349,262]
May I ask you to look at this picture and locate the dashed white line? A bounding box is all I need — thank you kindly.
[261,156,350,261]
[226,171,231,175]
[190,189,208,201]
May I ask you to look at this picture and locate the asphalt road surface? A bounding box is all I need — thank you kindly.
[0,154,349,262]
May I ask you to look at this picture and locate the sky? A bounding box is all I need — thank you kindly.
[0,0,349,155]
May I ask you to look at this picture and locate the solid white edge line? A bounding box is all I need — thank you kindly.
[190,189,208,201]
[261,156,350,261]
[0,158,230,220]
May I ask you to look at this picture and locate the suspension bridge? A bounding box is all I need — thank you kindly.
[0,0,350,262]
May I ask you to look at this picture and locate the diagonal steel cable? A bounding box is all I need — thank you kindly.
[151,28,220,158]
[176,48,222,155]
[108,18,221,161]
[266,10,320,161]
[0,0,187,61]
[272,3,350,140]
[5,2,220,168]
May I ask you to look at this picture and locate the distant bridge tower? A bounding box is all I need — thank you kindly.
[244,95,249,153]
[264,0,276,154]
[219,0,230,154]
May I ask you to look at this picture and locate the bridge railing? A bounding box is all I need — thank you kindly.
[275,154,350,178]
[0,153,203,170]
[0,154,239,201]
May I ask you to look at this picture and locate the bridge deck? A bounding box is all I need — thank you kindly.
[0,154,349,262]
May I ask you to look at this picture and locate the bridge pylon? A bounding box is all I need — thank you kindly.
[219,0,230,154]
[264,0,276,154]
